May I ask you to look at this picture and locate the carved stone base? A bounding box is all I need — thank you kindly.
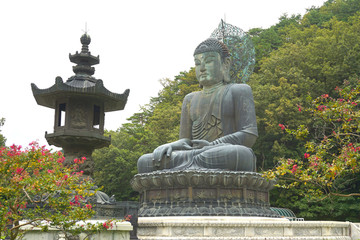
[131,170,279,218]
[137,217,352,240]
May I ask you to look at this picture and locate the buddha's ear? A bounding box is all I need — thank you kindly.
[223,56,231,70]
[222,57,232,83]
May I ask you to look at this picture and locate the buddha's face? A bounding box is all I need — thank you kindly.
[194,51,224,87]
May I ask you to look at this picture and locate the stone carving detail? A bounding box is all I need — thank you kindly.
[131,170,275,192]
[131,170,279,218]
[70,103,87,129]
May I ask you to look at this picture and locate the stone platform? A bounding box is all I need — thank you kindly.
[137,217,354,240]
[131,170,279,218]
[22,220,133,240]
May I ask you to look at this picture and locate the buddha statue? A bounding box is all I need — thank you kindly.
[137,38,258,173]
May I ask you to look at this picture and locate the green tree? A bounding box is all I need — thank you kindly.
[249,14,301,70]
[270,185,360,221]
[0,142,96,239]
[248,2,360,219]
[251,15,360,170]
[302,0,360,27]
[93,125,151,201]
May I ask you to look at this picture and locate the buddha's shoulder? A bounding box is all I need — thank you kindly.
[228,83,253,93]
[183,91,201,102]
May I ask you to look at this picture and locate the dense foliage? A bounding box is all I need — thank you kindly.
[251,12,360,170]
[0,142,96,239]
[265,81,360,221]
[92,0,360,220]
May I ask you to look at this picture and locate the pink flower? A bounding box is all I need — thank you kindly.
[310,162,318,168]
[16,168,23,174]
[304,153,310,159]
[278,124,285,130]
[74,195,80,205]
[291,164,298,174]
[86,204,92,209]
[297,105,302,112]
[103,222,110,229]
[57,157,65,163]
[33,169,39,176]
[317,105,327,111]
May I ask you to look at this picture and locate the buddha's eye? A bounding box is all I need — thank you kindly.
[204,57,215,64]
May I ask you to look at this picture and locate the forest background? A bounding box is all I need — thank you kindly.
[1,0,360,221]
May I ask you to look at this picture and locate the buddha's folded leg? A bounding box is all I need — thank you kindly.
[190,144,256,171]
[137,144,256,173]
[137,153,155,173]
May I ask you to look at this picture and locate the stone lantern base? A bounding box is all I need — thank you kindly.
[131,170,279,218]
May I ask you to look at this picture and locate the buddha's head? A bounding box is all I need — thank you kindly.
[193,38,231,87]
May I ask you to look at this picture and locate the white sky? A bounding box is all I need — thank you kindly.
[0,0,326,149]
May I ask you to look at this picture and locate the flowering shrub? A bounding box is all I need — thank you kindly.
[265,81,360,200]
[0,142,96,240]
[69,217,133,239]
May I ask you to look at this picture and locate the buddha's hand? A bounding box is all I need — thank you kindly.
[191,139,211,149]
[152,139,193,165]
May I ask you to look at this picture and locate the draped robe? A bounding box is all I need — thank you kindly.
[137,83,258,173]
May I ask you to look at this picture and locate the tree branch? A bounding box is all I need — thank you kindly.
[10,218,51,230]
[22,186,33,203]
[330,192,360,197]
[336,132,360,138]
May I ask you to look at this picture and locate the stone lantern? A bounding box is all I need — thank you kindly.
[31,33,129,177]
